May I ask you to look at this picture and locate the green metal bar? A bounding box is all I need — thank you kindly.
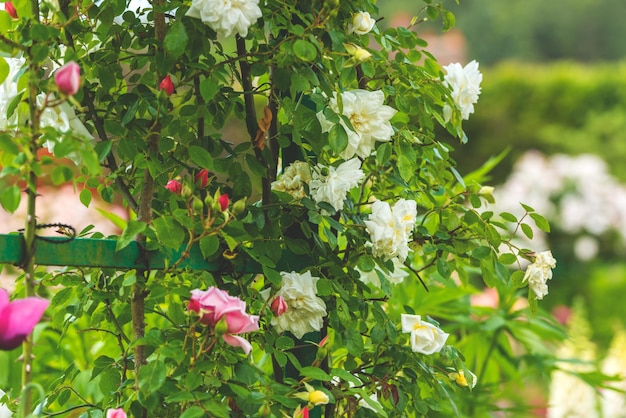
[0,234,310,272]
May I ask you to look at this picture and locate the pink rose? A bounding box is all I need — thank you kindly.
[106,408,127,418]
[165,180,182,194]
[0,288,49,350]
[270,295,288,316]
[5,2,17,18]
[218,194,229,211]
[54,61,81,96]
[159,75,175,96]
[188,287,259,355]
[195,169,209,188]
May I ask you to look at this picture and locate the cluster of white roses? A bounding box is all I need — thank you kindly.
[271,158,365,212]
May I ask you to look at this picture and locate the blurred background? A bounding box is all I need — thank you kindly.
[382,0,626,415]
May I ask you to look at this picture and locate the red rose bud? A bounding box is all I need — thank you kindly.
[165,180,182,194]
[5,2,17,18]
[218,194,229,211]
[270,295,288,316]
[195,169,209,188]
[54,61,81,96]
[159,75,175,96]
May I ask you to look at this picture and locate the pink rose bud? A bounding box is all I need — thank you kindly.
[159,75,175,96]
[106,408,127,418]
[0,289,49,350]
[5,2,17,18]
[165,180,182,194]
[195,169,209,188]
[218,194,229,211]
[270,295,287,316]
[54,61,81,96]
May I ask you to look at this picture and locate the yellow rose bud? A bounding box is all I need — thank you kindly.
[308,390,329,406]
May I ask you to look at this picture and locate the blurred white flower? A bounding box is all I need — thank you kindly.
[348,11,376,35]
[523,250,556,300]
[0,389,11,418]
[317,89,396,159]
[365,199,417,262]
[271,160,312,200]
[186,0,262,38]
[358,257,409,288]
[443,60,482,121]
[0,56,26,130]
[309,158,364,211]
[401,314,448,355]
[601,328,626,418]
[270,271,327,339]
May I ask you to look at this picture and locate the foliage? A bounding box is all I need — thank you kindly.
[0,0,567,417]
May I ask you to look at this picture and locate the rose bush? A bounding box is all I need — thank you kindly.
[0,0,569,416]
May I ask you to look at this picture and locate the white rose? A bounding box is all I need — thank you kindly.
[186,0,262,38]
[401,314,449,355]
[309,158,365,211]
[349,11,376,35]
[271,271,327,339]
[271,160,312,200]
[317,89,396,159]
[364,199,417,262]
[523,250,556,300]
[442,60,482,121]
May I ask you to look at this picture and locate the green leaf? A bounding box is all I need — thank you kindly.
[116,220,147,251]
[498,253,518,265]
[138,360,166,395]
[153,216,185,250]
[345,328,364,357]
[79,188,92,208]
[180,407,206,418]
[520,203,535,213]
[199,77,219,102]
[530,212,550,232]
[0,57,8,86]
[293,39,317,62]
[471,246,491,259]
[500,212,518,223]
[299,366,332,382]
[164,21,188,59]
[199,235,220,258]
[0,185,21,213]
[188,145,213,170]
[521,223,534,239]
[328,123,348,154]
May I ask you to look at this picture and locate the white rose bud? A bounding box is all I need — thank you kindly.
[349,11,376,35]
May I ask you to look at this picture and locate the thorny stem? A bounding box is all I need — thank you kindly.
[130,2,165,417]
[21,39,43,416]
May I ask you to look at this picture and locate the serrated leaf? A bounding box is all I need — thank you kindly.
[199,77,219,102]
[345,328,364,357]
[180,407,206,418]
[199,235,220,258]
[471,246,491,259]
[520,203,535,213]
[498,253,518,265]
[116,220,147,251]
[164,21,188,58]
[293,39,317,62]
[138,360,166,395]
[153,216,185,250]
[188,145,213,170]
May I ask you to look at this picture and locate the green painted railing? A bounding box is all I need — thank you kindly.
[0,233,310,272]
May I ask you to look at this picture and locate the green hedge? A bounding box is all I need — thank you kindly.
[451,61,626,182]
